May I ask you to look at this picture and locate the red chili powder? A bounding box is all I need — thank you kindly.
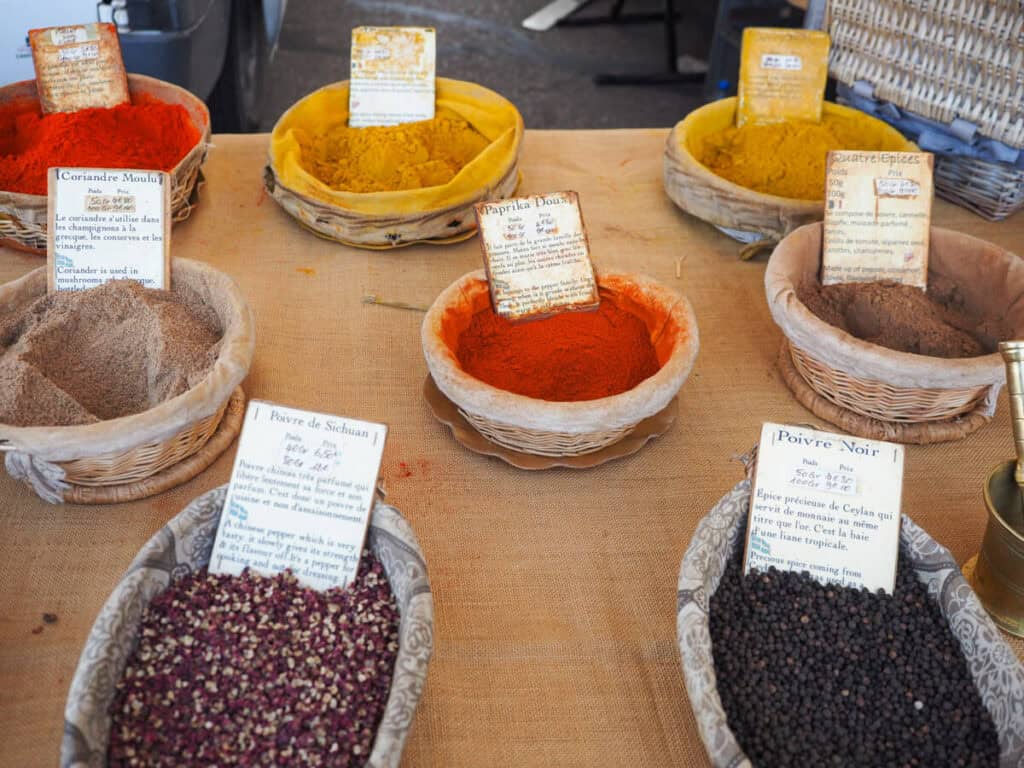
[455,300,662,401]
[0,94,200,195]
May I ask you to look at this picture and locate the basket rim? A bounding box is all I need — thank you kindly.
[421,269,700,433]
[0,72,211,205]
[764,222,1013,388]
[665,96,918,208]
[266,76,525,216]
[0,258,255,462]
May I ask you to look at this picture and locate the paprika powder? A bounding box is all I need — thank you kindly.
[0,94,199,196]
[455,296,661,402]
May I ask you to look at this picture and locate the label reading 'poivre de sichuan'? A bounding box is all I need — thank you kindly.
[29,22,129,113]
[737,28,830,126]
[745,423,904,594]
[210,402,388,592]
[822,151,934,288]
[349,26,436,127]
[47,168,170,293]
[475,191,599,322]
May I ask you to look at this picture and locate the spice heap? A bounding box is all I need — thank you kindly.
[696,114,893,199]
[798,275,1012,358]
[710,542,1000,767]
[455,297,661,402]
[108,551,400,767]
[0,94,199,196]
[297,115,489,192]
[0,280,220,426]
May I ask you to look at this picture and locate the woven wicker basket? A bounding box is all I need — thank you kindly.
[0,73,210,255]
[663,98,914,256]
[266,78,523,249]
[422,270,699,457]
[828,0,1024,221]
[0,259,255,503]
[765,223,1024,441]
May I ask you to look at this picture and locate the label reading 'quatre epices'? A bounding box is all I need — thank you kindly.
[29,22,129,113]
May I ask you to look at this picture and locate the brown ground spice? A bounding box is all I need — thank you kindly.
[797,276,1013,358]
[0,280,221,426]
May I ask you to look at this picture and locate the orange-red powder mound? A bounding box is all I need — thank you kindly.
[456,301,661,402]
[0,94,200,195]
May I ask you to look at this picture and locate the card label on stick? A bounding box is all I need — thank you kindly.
[744,422,904,594]
[349,26,436,127]
[822,150,934,287]
[737,28,830,125]
[474,191,599,322]
[47,168,170,293]
[209,402,388,592]
[29,22,129,113]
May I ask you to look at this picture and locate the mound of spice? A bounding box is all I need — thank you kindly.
[0,94,199,196]
[297,115,489,192]
[710,542,1000,767]
[455,299,661,401]
[696,114,893,199]
[0,280,221,426]
[797,275,1012,358]
[108,551,400,767]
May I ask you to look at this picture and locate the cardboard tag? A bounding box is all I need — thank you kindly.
[47,168,170,293]
[822,151,934,287]
[29,22,129,113]
[349,26,436,127]
[744,423,904,594]
[209,401,388,592]
[737,28,829,126]
[474,191,599,322]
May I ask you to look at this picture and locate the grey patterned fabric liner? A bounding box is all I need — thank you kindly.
[61,485,434,768]
[677,479,1024,768]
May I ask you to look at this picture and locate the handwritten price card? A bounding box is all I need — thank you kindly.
[822,151,934,287]
[744,423,904,594]
[475,191,599,322]
[29,22,129,113]
[349,26,436,127]
[47,168,170,293]
[737,28,830,126]
[210,402,387,591]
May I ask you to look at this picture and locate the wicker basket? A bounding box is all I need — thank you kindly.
[421,270,699,457]
[266,78,523,249]
[663,98,914,256]
[0,259,255,503]
[828,0,1024,220]
[765,223,1024,441]
[0,73,210,255]
[62,486,433,768]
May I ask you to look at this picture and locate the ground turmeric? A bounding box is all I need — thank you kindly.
[695,113,896,200]
[297,115,489,193]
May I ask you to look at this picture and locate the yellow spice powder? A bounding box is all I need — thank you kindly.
[695,114,894,200]
[297,115,489,193]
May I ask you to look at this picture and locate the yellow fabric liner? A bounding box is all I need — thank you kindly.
[270,78,523,215]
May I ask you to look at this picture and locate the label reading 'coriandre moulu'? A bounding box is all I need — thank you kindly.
[47,168,170,293]
[822,150,934,288]
[348,26,436,127]
[737,27,830,126]
[474,191,600,323]
[744,422,904,595]
[29,22,129,113]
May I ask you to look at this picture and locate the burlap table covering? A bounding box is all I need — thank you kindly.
[0,130,1021,767]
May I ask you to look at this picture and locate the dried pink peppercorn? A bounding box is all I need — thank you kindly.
[107,550,399,767]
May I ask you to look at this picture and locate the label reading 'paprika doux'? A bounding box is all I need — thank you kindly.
[29,22,129,114]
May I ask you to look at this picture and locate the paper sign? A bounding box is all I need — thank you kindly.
[29,23,129,113]
[47,168,170,293]
[744,423,904,594]
[474,191,599,322]
[737,28,829,125]
[349,26,436,127]
[822,151,934,287]
[209,402,388,592]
